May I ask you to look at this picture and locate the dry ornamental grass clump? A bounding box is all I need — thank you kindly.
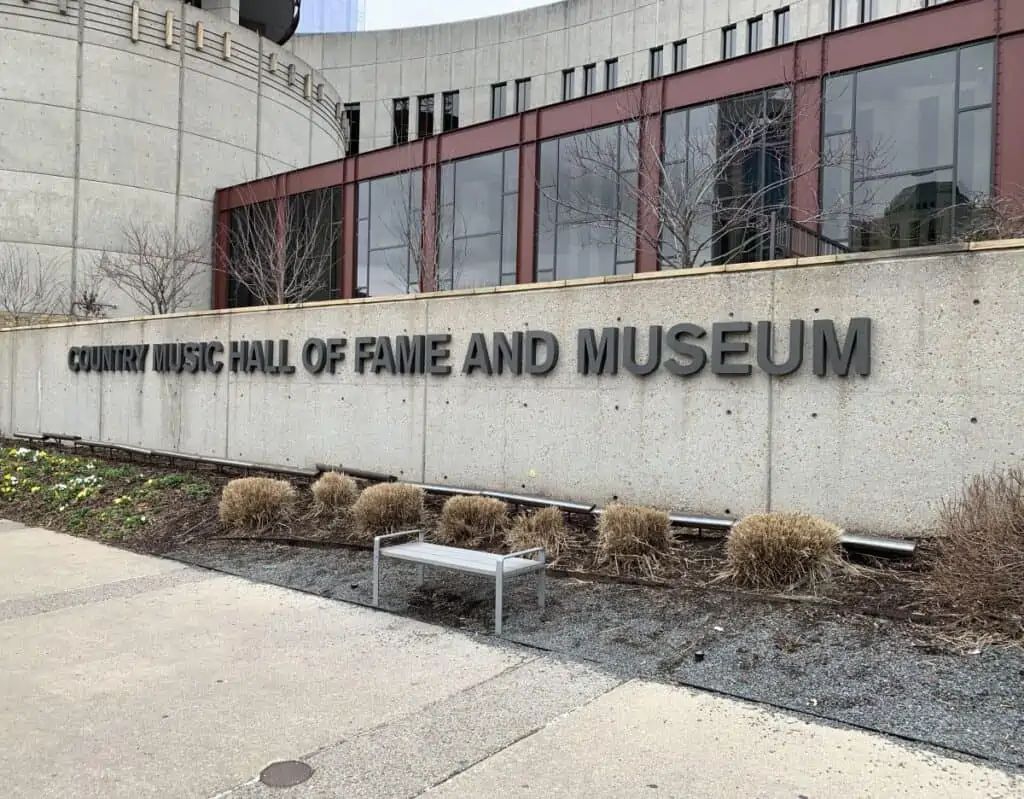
[218,477,296,532]
[436,495,508,547]
[311,471,359,513]
[506,506,569,560]
[351,482,424,538]
[597,504,672,567]
[931,466,1024,633]
[725,511,844,590]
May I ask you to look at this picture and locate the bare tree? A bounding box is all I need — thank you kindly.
[218,185,339,306]
[70,273,117,320]
[543,82,891,270]
[94,220,206,315]
[952,187,1024,242]
[0,245,67,327]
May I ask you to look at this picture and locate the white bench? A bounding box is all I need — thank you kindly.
[371,529,546,636]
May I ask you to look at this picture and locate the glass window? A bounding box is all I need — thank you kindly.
[722,26,736,59]
[822,43,995,253]
[515,78,530,112]
[773,8,790,45]
[562,69,574,101]
[672,40,686,72]
[491,83,506,118]
[438,149,518,290]
[392,98,409,146]
[583,63,597,95]
[660,90,793,269]
[442,91,459,131]
[859,0,876,23]
[356,171,422,297]
[605,58,618,90]
[536,124,637,280]
[830,0,845,31]
[417,95,433,139]
[343,103,360,156]
[649,47,663,78]
[747,17,762,53]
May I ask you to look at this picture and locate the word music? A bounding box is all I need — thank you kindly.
[64,318,872,379]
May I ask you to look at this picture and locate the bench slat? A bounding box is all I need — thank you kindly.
[380,542,542,577]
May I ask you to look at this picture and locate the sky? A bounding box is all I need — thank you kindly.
[363,0,553,30]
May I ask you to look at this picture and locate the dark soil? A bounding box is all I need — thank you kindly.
[3,439,1023,771]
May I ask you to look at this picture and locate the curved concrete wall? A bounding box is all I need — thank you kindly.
[290,0,937,153]
[0,0,345,315]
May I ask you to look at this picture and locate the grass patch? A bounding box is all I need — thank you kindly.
[436,495,508,547]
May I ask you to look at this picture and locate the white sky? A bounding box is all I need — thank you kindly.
[364,0,553,30]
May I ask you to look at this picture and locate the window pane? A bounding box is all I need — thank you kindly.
[855,51,956,174]
[539,139,558,188]
[501,196,517,273]
[958,42,995,109]
[503,149,519,194]
[662,109,687,165]
[368,246,410,296]
[453,152,503,236]
[851,168,954,250]
[956,108,992,199]
[454,234,501,290]
[823,74,854,134]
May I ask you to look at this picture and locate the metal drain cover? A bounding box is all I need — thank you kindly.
[259,760,314,788]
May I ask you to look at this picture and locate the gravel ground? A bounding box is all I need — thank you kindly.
[169,539,1024,771]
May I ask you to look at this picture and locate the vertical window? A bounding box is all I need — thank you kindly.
[604,58,618,90]
[515,78,531,112]
[721,25,737,59]
[859,0,875,22]
[416,95,433,139]
[438,150,519,290]
[773,7,790,46]
[442,91,459,132]
[672,40,687,72]
[343,102,360,156]
[562,68,575,100]
[830,0,845,31]
[649,46,663,78]
[356,171,422,297]
[583,63,597,95]
[391,98,409,146]
[747,16,762,53]
[490,82,507,119]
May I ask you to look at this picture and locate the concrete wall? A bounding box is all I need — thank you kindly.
[0,0,345,315]
[1,241,1017,537]
[288,0,940,152]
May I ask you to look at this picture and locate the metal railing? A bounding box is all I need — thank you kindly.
[768,211,850,259]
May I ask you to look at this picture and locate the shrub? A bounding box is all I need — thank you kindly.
[597,503,671,558]
[351,482,424,537]
[311,471,359,513]
[725,511,844,590]
[931,466,1024,628]
[436,495,508,547]
[218,477,296,531]
[506,506,569,560]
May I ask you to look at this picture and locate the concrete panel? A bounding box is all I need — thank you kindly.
[80,45,182,130]
[38,324,104,440]
[74,181,177,252]
[177,133,256,201]
[310,122,342,166]
[0,28,77,106]
[0,170,75,248]
[0,100,76,178]
[77,111,180,194]
[181,70,258,151]
[223,302,429,476]
[256,93,312,167]
[0,330,12,436]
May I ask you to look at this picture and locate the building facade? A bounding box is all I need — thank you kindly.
[216,0,1023,308]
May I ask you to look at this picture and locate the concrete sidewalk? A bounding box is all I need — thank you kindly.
[1,521,1021,799]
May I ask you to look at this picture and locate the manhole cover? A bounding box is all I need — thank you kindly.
[259,760,314,788]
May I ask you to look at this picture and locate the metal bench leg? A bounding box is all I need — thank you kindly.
[495,562,504,637]
[537,552,546,611]
[372,537,381,607]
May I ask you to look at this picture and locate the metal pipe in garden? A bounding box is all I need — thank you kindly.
[316,463,396,483]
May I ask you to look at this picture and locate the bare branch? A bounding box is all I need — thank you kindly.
[95,221,206,315]
[217,187,339,306]
[70,271,117,320]
[543,79,893,270]
[951,186,1024,242]
[0,245,67,327]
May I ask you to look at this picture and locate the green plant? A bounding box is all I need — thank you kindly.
[724,511,844,590]
[436,495,508,547]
